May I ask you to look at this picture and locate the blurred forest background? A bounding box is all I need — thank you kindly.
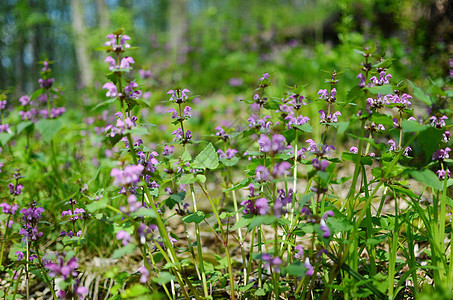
[0,0,452,104]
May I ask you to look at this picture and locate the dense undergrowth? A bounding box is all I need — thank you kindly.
[0,28,452,300]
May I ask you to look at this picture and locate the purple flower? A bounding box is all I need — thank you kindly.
[183,106,192,119]
[305,258,314,276]
[168,108,179,119]
[255,198,270,215]
[120,56,135,69]
[312,158,328,171]
[432,147,451,161]
[116,230,132,246]
[430,115,448,128]
[172,128,183,142]
[19,95,31,106]
[273,161,291,177]
[437,169,451,180]
[260,73,269,81]
[15,251,24,261]
[294,245,304,259]
[357,73,366,87]
[350,146,358,154]
[320,219,331,238]
[322,210,334,220]
[443,131,451,142]
[105,56,116,70]
[255,165,270,182]
[257,135,271,152]
[388,139,397,151]
[103,82,118,98]
[162,145,175,156]
[139,69,152,79]
[110,164,144,186]
[370,71,392,86]
[139,265,150,283]
[0,203,19,214]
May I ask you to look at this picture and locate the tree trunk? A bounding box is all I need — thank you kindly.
[95,0,110,30]
[70,0,94,89]
[167,0,188,63]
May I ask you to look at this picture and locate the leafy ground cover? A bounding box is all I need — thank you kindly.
[0,27,452,300]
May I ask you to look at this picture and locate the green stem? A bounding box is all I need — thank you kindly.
[0,214,12,266]
[197,183,235,299]
[189,183,209,298]
[34,242,57,299]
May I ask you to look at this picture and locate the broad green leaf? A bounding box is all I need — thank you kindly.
[293,123,313,132]
[16,121,33,135]
[247,215,277,231]
[91,97,117,111]
[402,120,428,133]
[35,119,62,142]
[283,261,307,276]
[341,152,373,166]
[178,174,197,185]
[164,192,186,209]
[409,169,443,190]
[111,243,136,259]
[365,85,394,95]
[232,215,253,231]
[220,156,239,167]
[86,198,108,212]
[131,207,157,218]
[0,132,12,146]
[371,114,394,127]
[408,80,432,105]
[124,126,148,135]
[121,284,149,298]
[192,143,219,170]
[152,272,176,285]
[181,149,192,162]
[327,217,353,234]
[182,211,206,224]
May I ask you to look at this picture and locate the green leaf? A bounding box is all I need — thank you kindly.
[192,143,219,170]
[293,123,313,132]
[232,215,253,231]
[402,120,428,133]
[365,85,394,95]
[131,207,157,218]
[220,156,239,167]
[91,97,117,111]
[283,261,307,276]
[409,169,443,190]
[327,217,353,234]
[16,121,33,135]
[164,192,186,209]
[408,80,432,105]
[371,114,394,127]
[178,174,197,185]
[182,211,206,224]
[223,178,251,192]
[346,85,362,104]
[181,149,192,162]
[196,174,206,183]
[0,133,12,146]
[247,215,277,231]
[86,198,108,212]
[124,126,148,136]
[341,152,372,166]
[152,272,176,285]
[35,119,62,142]
[30,88,44,101]
[111,243,136,259]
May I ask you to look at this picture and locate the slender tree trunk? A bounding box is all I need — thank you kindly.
[167,0,188,62]
[95,0,110,30]
[70,0,94,89]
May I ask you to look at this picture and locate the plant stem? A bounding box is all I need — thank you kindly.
[189,183,209,298]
